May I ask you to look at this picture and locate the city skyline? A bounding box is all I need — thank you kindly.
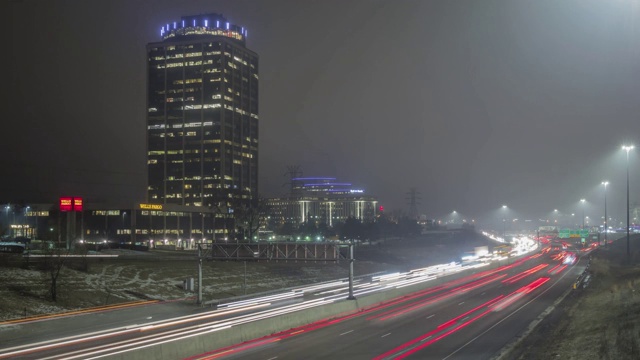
[4,0,640,221]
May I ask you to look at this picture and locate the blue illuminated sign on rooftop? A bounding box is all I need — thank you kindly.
[159,14,247,45]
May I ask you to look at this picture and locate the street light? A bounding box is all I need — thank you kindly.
[602,181,609,247]
[4,205,10,229]
[580,199,586,230]
[501,205,508,241]
[25,206,31,239]
[622,145,634,260]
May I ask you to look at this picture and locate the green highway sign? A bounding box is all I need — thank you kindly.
[558,229,589,239]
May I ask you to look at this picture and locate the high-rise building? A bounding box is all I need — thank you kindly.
[147,14,258,208]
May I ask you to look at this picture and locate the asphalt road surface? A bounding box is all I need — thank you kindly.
[187,248,587,360]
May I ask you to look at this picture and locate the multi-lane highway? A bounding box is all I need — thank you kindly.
[0,239,591,360]
[186,247,588,360]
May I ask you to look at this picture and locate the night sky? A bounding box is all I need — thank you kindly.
[5,0,640,225]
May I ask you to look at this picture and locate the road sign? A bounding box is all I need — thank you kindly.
[558,229,589,239]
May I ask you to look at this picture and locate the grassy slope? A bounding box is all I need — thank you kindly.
[0,231,490,321]
[512,237,640,360]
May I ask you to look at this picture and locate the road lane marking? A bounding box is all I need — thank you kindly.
[267,357,278,360]
[481,292,486,296]
[427,314,435,319]
[458,302,464,305]
[340,330,354,336]
[441,259,579,360]
[381,333,391,338]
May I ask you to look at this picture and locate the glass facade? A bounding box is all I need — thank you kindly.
[267,177,378,227]
[147,13,258,209]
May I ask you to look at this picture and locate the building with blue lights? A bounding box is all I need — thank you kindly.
[267,177,378,227]
[147,14,258,211]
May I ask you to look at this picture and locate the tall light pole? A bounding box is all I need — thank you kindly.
[580,199,586,230]
[623,145,634,260]
[502,205,507,241]
[4,205,10,230]
[602,181,609,248]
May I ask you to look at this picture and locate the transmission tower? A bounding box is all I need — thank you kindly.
[405,188,421,219]
[283,165,303,196]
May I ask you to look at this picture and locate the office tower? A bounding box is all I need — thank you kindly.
[147,14,258,207]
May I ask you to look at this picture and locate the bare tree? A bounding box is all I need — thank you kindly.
[234,196,267,242]
[40,246,69,302]
[207,193,234,241]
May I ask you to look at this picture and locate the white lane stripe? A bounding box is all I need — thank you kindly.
[340,330,354,336]
[381,333,391,338]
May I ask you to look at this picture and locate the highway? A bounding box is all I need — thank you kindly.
[186,246,588,360]
[0,238,591,360]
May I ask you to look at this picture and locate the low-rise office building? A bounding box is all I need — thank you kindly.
[267,177,378,228]
[4,202,229,249]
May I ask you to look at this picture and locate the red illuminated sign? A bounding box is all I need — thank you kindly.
[60,197,83,212]
[73,197,83,212]
[59,197,73,212]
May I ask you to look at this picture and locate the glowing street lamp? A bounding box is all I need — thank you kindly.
[580,199,586,229]
[622,145,634,259]
[501,205,508,240]
[602,181,609,247]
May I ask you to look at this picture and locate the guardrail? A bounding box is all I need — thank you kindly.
[573,256,592,289]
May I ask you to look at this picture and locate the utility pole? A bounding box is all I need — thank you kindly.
[347,240,356,300]
[405,188,421,220]
[197,244,203,305]
[602,181,608,248]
